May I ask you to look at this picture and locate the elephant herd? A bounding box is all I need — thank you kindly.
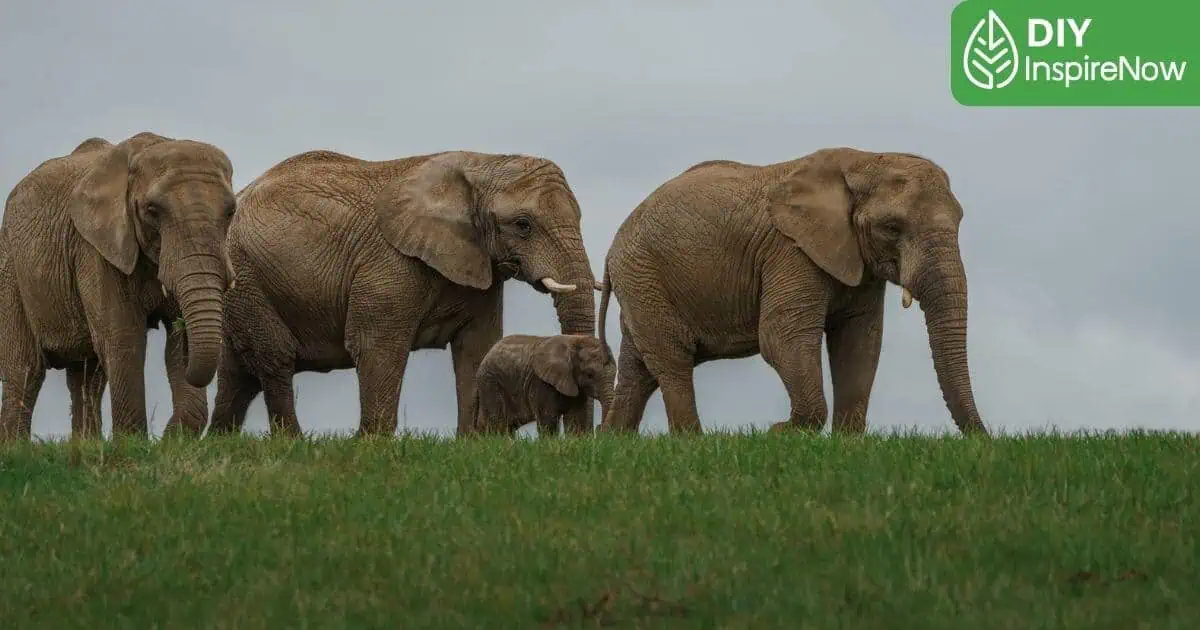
[0,131,989,442]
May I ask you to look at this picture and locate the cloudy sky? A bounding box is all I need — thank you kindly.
[2,1,1197,439]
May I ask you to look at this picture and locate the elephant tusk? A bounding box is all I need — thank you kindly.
[540,277,577,293]
[162,285,169,298]
[901,287,914,309]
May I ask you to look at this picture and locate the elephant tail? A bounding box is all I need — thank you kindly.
[596,264,612,359]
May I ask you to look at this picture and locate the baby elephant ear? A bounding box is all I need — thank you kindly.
[532,337,579,397]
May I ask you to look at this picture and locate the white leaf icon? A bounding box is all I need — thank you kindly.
[963,10,1020,90]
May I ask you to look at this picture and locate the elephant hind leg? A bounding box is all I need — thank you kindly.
[67,359,106,439]
[209,352,262,437]
[600,321,696,434]
[225,284,301,438]
[600,324,677,434]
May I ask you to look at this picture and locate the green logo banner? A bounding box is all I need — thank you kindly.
[950,0,1199,106]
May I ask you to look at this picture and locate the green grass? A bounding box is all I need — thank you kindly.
[0,431,1196,629]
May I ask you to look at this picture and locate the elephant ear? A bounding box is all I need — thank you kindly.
[374,155,493,290]
[766,158,864,287]
[67,142,140,275]
[532,337,579,397]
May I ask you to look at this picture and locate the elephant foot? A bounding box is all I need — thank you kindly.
[163,413,206,439]
[596,420,635,435]
[769,420,821,434]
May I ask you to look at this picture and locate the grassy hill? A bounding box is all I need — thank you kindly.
[1,431,1196,628]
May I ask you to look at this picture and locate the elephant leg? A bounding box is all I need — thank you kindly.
[162,329,209,438]
[255,326,301,437]
[536,417,561,437]
[759,253,833,433]
[66,359,106,439]
[561,398,592,436]
[0,363,46,441]
[598,327,658,434]
[99,333,150,439]
[0,289,45,440]
[760,317,827,432]
[635,335,701,435]
[209,351,262,436]
[260,366,301,438]
[450,293,502,437]
[826,285,885,435]
[351,341,409,437]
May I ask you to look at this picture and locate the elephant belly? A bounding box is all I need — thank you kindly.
[694,335,760,364]
[22,298,96,368]
[294,353,354,373]
[411,320,463,350]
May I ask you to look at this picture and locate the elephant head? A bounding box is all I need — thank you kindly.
[532,334,614,418]
[766,147,987,435]
[374,151,599,396]
[68,132,236,388]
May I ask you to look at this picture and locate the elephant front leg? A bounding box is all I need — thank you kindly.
[101,331,150,439]
[450,300,502,438]
[162,328,209,438]
[66,360,106,439]
[560,397,594,436]
[761,321,828,433]
[352,341,410,437]
[826,287,885,435]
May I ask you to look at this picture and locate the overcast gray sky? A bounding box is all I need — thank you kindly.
[3,1,1197,439]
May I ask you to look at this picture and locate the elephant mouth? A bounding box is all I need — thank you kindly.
[496,256,577,294]
[496,259,520,280]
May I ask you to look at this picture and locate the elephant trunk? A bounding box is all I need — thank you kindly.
[913,244,988,436]
[596,359,615,425]
[547,236,598,434]
[172,254,225,388]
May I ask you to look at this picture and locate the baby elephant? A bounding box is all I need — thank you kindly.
[473,334,615,437]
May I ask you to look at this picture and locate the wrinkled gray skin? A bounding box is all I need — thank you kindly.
[597,147,988,436]
[0,133,235,440]
[471,334,615,437]
[206,150,600,438]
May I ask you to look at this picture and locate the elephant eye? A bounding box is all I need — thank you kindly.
[144,203,161,219]
[878,219,903,237]
[513,216,533,237]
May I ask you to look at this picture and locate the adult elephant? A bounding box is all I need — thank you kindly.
[0,132,236,440]
[596,147,988,436]
[206,150,600,438]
